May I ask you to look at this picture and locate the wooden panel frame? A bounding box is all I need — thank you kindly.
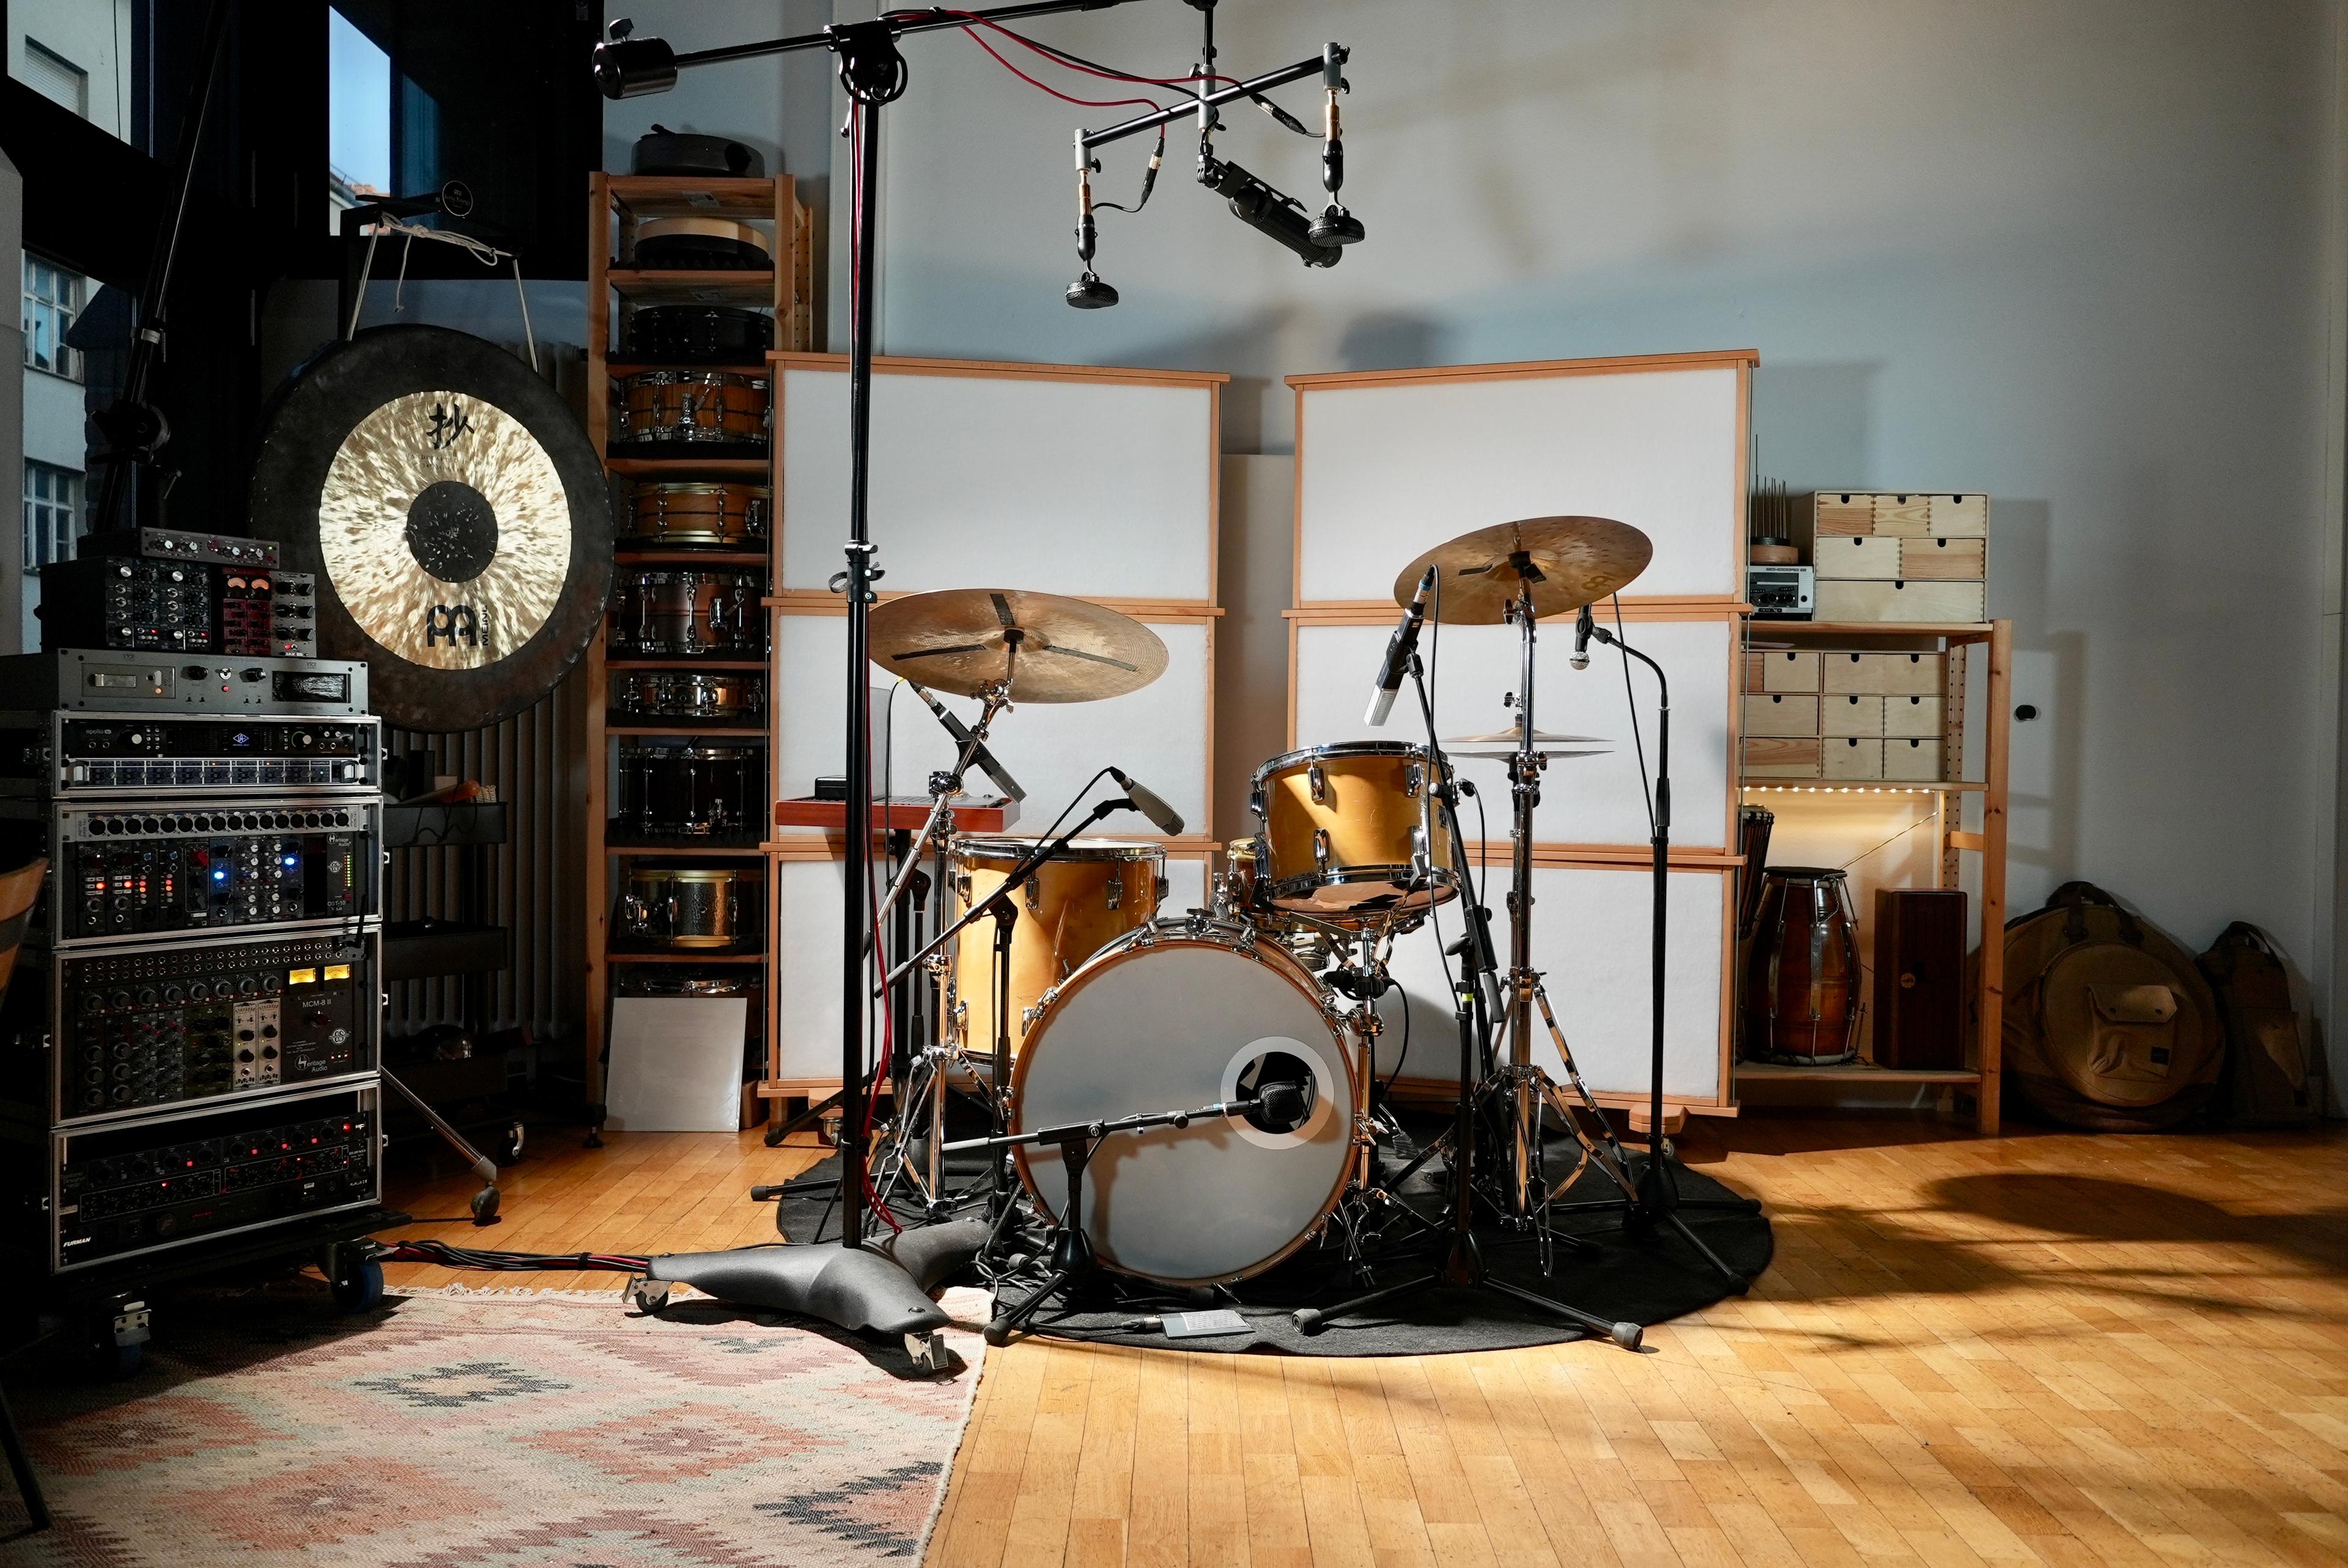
[1287,350,1758,614]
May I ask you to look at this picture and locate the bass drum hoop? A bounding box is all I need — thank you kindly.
[1006,919,1357,1287]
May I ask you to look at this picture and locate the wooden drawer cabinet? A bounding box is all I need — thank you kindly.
[1822,693,1883,736]
[1743,650,1818,693]
[1743,737,1822,778]
[1824,737,1885,779]
[1885,694,1941,737]
[1885,737,1944,779]
[1901,537,1984,580]
[1823,652,1940,695]
[1744,693,1819,736]
[1813,536,1899,580]
[1815,580,1985,623]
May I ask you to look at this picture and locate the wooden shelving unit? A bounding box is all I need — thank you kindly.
[1733,619,2012,1132]
[581,171,812,1102]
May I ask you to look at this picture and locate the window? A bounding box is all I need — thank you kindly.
[23,257,83,381]
[328,8,393,232]
[21,37,87,118]
[24,462,83,571]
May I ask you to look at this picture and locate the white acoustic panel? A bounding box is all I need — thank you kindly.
[772,615,1212,837]
[778,366,1214,598]
[1291,617,1734,850]
[1295,366,1743,602]
[1365,865,1727,1102]
[773,851,1213,1082]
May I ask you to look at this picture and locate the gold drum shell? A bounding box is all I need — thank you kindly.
[947,837,1164,1059]
[1249,742,1458,920]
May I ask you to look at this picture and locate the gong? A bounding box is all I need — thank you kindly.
[248,325,613,731]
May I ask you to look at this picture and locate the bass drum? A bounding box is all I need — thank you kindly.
[1010,918,1358,1286]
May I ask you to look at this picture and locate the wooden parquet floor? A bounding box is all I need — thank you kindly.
[379,1112,2348,1567]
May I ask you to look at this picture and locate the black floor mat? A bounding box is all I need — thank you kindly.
[777,1114,1771,1355]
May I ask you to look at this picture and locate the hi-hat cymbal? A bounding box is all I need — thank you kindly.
[868,589,1168,702]
[1396,515,1653,624]
[1444,727,1611,746]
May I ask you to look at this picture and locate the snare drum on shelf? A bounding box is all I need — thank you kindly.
[610,669,765,724]
[613,370,769,455]
[622,482,769,548]
[946,837,1165,1059]
[616,744,763,838]
[619,864,761,949]
[610,570,766,658]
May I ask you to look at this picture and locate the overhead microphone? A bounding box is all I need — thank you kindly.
[1200,155,1343,268]
[1365,565,1437,726]
[910,684,1026,801]
[1108,767,1185,834]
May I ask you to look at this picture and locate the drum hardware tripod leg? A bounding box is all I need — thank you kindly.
[1545,608,1759,1294]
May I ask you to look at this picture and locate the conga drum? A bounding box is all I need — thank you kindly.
[1741,866,1860,1066]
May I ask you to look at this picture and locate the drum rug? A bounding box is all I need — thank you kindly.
[0,1279,990,1566]
[783,1123,1774,1356]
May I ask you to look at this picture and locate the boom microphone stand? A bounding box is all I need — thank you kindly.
[599,4,1354,1267]
[1549,605,1759,1289]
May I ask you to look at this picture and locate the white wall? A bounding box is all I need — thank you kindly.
[621,2,2348,1069]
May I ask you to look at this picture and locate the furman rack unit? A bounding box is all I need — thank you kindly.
[0,649,387,1282]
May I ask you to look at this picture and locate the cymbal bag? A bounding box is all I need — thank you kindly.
[2199,921,2326,1127]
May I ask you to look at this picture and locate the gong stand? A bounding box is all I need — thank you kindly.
[605,3,1348,1263]
[1547,607,1759,1290]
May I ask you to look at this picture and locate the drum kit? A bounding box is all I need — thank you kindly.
[797,517,1759,1347]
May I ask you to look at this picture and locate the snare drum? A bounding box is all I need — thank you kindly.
[614,370,770,454]
[619,864,760,949]
[623,482,770,548]
[617,744,762,837]
[947,837,1164,1058]
[610,669,764,724]
[1249,742,1458,920]
[1010,916,1360,1286]
[610,570,765,658]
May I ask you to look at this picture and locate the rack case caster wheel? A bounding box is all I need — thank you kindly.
[87,1296,150,1379]
[905,1330,951,1372]
[497,1121,526,1166]
[628,1276,671,1314]
[470,1185,501,1225]
[328,1248,386,1313]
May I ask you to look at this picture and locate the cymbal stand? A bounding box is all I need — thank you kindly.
[1546,605,1759,1291]
[1293,637,1639,1349]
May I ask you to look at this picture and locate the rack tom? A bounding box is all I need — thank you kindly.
[623,482,769,548]
[947,837,1165,1059]
[1249,742,1457,921]
[613,370,769,455]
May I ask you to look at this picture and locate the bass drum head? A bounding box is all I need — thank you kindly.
[1011,923,1355,1286]
[248,325,613,732]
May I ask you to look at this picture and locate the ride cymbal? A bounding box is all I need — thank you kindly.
[868,589,1167,702]
[1395,515,1653,624]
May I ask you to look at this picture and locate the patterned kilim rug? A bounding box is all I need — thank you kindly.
[0,1281,989,1567]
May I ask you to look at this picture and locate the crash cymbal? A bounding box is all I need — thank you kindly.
[868,589,1168,702]
[1396,515,1653,624]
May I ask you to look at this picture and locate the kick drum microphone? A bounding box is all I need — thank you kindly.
[911,684,1027,801]
[1107,767,1185,835]
[1365,564,1438,726]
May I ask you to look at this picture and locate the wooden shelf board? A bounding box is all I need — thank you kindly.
[1740,780,1985,793]
[606,175,778,218]
[606,267,775,302]
[605,659,769,671]
[1737,1061,1981,1085]
[608,950,768,965]
[606,724,767,738]
[604,458,770,478]
[1745,620,1994,641]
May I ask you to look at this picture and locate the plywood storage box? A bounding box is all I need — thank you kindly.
[1797,493,1988,624]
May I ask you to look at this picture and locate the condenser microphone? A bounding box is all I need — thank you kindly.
[1365,565,1437,726]
[912,685,1026,801]
[1108,767,1185,834]
[1570,603,1597,671]
[1200,155,1342,268]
